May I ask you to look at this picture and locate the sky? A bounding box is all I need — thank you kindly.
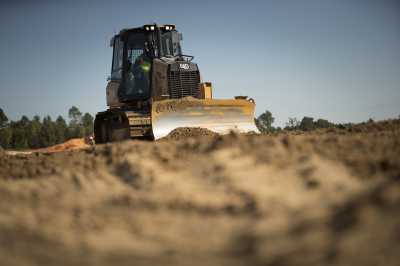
[0,0,399,126]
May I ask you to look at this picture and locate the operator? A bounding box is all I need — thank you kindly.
[131,53,151,96]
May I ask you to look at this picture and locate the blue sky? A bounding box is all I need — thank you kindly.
[0,0,399,126]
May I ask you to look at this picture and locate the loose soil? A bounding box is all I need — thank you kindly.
[162,127,219,140]
[0,119,399,266]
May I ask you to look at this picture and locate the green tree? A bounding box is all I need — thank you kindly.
[68,106,83,138]
[81,113,94,136]
[315,119,332,129]
[67,123,84,139]
[0,108,11,149]
[21,116,31,148]
[285,117,300,130]
[0,127,12,149]
[0,108,8,128]
[256,110,275,133]
[40,116,56,147]
[8,118,29,150]
[29,115,42,148]
[12,127,29,149]
[55,116,67,143]
[20,115,30,126]
[299,116,315,131]
[68,106,82,125]
[22,115,31,137]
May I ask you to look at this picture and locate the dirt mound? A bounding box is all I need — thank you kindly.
[0,120,399,266]
[162,127,219,140]
[36,138,90,153]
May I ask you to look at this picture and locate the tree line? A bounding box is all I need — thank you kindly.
[0,106,380,149]
[255,110,338,133]
[0,106,93,150]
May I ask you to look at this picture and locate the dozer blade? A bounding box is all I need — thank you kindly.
[151,97,260,139]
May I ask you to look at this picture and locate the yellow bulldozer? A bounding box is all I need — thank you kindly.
[94,24,259,142]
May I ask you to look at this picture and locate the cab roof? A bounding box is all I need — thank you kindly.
[110,24,177,46]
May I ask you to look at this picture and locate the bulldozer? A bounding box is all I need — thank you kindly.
[94,24,259,142]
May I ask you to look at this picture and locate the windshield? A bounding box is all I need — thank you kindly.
[124,32,151,99]
[161,31,182,57]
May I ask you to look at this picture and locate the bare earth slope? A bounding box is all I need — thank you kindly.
[0,120,399,266]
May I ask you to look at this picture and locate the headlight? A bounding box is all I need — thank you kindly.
[144,25,155,31]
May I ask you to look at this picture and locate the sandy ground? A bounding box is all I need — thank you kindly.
[0,120,399,266]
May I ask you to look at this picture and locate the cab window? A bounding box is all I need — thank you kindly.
[111,37,123,80]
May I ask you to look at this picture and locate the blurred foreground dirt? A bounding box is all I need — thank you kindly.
[0,120,399,266]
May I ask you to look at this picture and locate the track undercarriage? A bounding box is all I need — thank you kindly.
[94,108,153,143]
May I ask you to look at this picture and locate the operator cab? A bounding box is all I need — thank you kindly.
[110,24,183,102]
